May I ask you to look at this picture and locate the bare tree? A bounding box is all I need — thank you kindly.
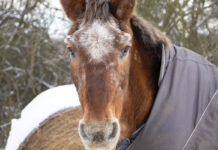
[137,0,218,65]
[0,0,71,147]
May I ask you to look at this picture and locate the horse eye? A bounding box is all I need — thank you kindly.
[67,47,76,58]
[120,46,130,58]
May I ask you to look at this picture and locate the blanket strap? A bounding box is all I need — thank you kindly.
[116,123,145,150]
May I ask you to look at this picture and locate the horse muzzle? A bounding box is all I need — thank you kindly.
[79,119,120,149]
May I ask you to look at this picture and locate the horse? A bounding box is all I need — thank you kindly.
[59,0,170,149]
[63,0,170,148]
[7,0,171,149]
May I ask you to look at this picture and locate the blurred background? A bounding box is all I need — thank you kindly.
[0,0,217,148]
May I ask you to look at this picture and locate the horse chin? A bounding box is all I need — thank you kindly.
[81,132,120,150]
[84,141,119,150]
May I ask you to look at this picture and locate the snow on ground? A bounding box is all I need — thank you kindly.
[5,84,80,150]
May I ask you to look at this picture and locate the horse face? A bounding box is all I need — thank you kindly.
[60,0,136,149]
[65,20,132,149]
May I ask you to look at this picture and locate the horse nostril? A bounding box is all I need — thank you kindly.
[79,123,88,139]
[108,122,118,140]
[93,131,104,143]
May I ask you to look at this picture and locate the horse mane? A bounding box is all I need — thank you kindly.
[130,15,171,55]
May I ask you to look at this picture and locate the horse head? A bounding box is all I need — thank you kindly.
[60,0,136,149]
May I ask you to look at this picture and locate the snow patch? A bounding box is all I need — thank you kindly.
[5,84,80,150]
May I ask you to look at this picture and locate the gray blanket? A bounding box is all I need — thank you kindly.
[127,45,218,150]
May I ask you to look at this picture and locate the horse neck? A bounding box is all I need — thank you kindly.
[120,37,161,139]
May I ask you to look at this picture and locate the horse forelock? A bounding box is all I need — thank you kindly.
[84,0,111,23]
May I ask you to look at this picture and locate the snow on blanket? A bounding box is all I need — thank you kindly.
[5,84,80,150]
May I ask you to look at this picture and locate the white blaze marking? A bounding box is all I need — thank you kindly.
[79,21,115,62]
[64,21,132,63]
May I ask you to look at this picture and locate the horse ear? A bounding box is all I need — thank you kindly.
[110,0,136,21]
[60,0,86,22]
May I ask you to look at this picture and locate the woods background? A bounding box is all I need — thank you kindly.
[0,0,217,148]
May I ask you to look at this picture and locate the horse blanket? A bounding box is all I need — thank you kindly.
[126,45,218,150]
